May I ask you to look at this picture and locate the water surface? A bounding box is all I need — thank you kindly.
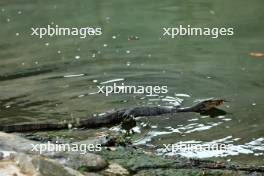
[0,0,264,165]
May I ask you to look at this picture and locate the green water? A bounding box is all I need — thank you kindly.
[0,0,264,165]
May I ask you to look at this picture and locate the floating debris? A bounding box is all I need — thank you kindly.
[175,93,191,97]
[64,74,84,78]
[100,78,124,84]
[78,94,85,98]
[250,52,264,57]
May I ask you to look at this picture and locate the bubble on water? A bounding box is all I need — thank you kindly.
[68,123,72,129]
[51,21,55,25]
[93,80,98,83]
[209,10,215,15]
[112,36,116,39]
[148,54,152,58]
[45,42,49,46]
[1,8,5,12]
[75,55,80,59]
[5,105,10,108]
[207,76,212,79]
[18,11,22,15]
[126,62,131,66]
[126,50,130,54]
[252,102,256,106]
[92,53,96,58]
[57,50,61,54]
[15,33,20,36]
[21,62,25,66]
[35,61,39,65]
[105,17,110,20]
[103,44,108,47]
[6,18,10,22]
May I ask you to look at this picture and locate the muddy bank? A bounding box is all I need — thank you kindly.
[0,132,263,176]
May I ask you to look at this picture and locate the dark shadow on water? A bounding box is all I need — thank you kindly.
[0,95,64,125]
[0,67,57,81]
[200,108,227,118]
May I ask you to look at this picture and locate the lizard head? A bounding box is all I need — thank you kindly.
[198,98,225,111]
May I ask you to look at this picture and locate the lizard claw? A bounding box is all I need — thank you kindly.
[122,111,130,117]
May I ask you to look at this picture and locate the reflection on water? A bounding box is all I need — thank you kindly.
[0,0,264,165]
[133,113,225,146]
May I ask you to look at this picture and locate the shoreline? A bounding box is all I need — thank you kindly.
[1,132,263,176]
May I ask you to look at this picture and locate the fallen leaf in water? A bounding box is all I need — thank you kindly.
[249,52,264,57]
